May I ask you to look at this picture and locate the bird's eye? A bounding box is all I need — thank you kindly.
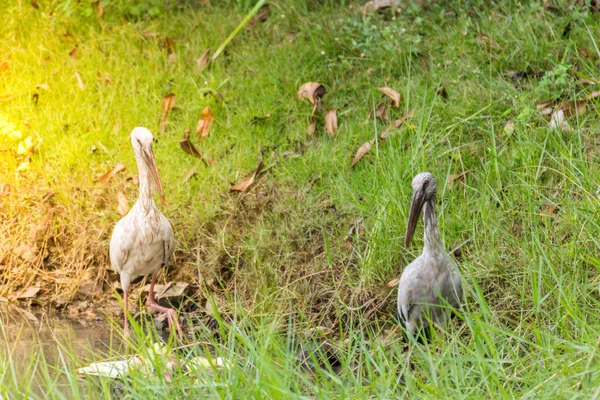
[423,180,429,189]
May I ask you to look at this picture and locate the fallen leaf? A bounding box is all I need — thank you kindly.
[182,167,196,184]
[351,139,375,167]
[325,109,337,135]
[543,204,557,216]
[296,82,325,106]
[77,357,143,379]
[196,49,210,72]
[477,33,499,48]
[549,109,571,131]
[588,90,600,100]
[97,162,126,183]
[536,100,554,115]
[16,286,40,299]
[196,107,214,140]
[375,103,390,123]
[364,0,401,12]
[75,71,85,90]
[377,87,401,107]
[160,93,176,133]
[503,121,514,136]
[117,192,128,216]
[386,278,399,288]
[578,78,598,85]
[156,282,189,301]
[164,37,175,55]
[179,130,207,164]
[230,159,264,192]
[69,45,78,59]
[559,99,587,118]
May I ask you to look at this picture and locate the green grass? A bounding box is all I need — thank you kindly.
[1,0,600,398]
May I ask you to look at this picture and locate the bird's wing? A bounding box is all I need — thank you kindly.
[109,216,136,274]
[160,214,174,266]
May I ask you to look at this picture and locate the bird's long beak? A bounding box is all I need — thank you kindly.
[142,146,165,204]
[405,189,425,248]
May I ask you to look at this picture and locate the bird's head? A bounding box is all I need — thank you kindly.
[130,127,165,204]
[405,172,437,248]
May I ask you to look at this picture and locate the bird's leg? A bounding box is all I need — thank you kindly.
[147,272,184,340]
[123,289,130,338]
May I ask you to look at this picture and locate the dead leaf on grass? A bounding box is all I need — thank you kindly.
[75,71,85,90]
[230,159,264,192]
[196,106,214,140]
[117,192,128,216]
[69,45,78,59]
[196,49,210,71]
[477,33,499,48]
[377,87,401,107]
[179,130,207,164]
[549,109,571,131]
[164,37,175,55]
[503,121,515,136]
[296,82,325,106]
[386,278,400,288]
[325,109,337,135]
[351,139,375,167]
[543,204,557,216]
[16,286,40,299]
[247,3,270,27]
[559,99,587,118]
[160,93,176,133]
[97,162,126,183]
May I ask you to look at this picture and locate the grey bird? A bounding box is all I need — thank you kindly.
[397,172,462,345]
[109,127,183,340]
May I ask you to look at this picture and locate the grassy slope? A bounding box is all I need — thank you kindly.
[1,0,600,397]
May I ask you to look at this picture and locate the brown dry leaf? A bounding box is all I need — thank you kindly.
[559,99,587,118]
[160,93,176,133]
[536,100,554,115]
[325,109,337,135]
[196,107,214,140]
[503,121,515,136]
[97,162,126,183]
[578,78,598,85]
[351,139,375,167]
[16,286,40,299]
[75,71,85,90]
[117,192,128,216]
[588,90,600,100]
[230,160,264,192]
[543,204,557,216]
[477,33,499,48]
[196,49,210,72]
[296,82,325,106]
[377,87,401,107]
[386,278,400,288]
[182,166,197,184]
[164,37,175,55]
[179,130,206,163]
[69,45,78,59]
[393,111,416,128]
[375,103,390,123]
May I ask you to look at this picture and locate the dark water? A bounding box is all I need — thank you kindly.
[0,305,122,396]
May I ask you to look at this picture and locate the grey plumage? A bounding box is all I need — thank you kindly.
[109,127,183,340]
[397,172,462,342]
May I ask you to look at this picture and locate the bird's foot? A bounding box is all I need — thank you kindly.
[165,309,184,341]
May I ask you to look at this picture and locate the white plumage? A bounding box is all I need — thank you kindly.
[109,127,182,340]
[397,172,462,343]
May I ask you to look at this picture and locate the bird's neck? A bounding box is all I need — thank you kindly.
[422,199,444,254]
[135,154,156,211]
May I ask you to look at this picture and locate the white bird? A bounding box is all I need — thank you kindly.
[397,172,462,346]
[109,127,183,340]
